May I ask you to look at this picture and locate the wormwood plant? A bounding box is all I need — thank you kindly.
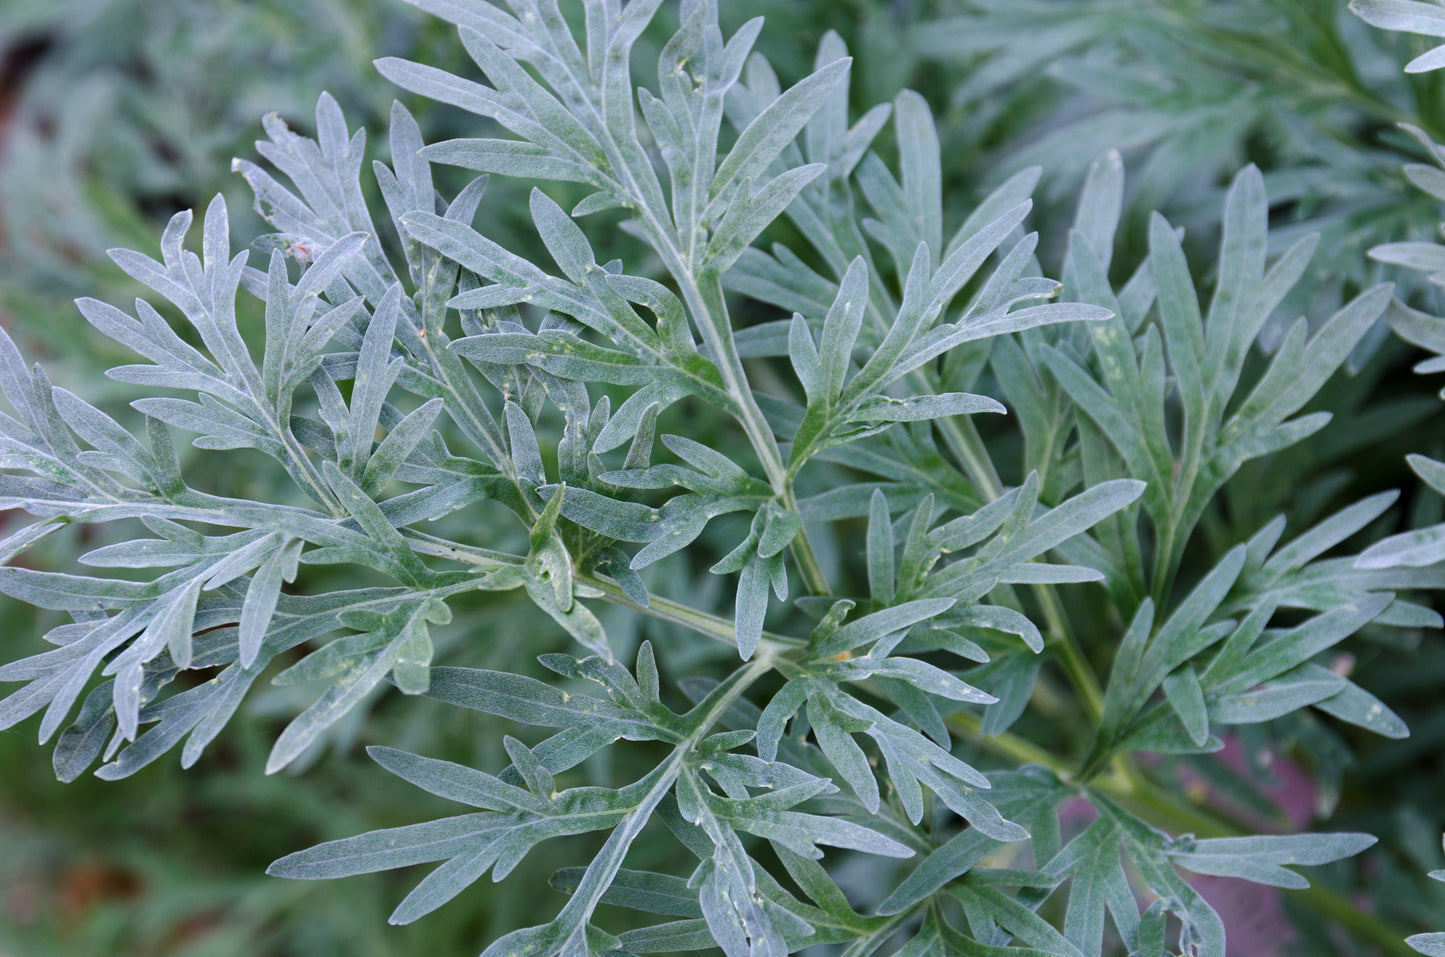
[0,1,1437,954]
[910,0,1445,328]
[1344,5,1445,953]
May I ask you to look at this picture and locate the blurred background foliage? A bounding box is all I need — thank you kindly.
[3,0,1445,955]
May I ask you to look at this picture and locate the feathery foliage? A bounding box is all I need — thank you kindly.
[2,1,1443,954]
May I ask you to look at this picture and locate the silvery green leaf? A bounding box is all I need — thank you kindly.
[1351,0,1445,71]
[1149,212,1206,427]
[817,257,869,404]
[979,654,1041,737]
[707,58,851,219]
[50,388,155,486]
[877,827,995,916]
[549,867,701,918]
[896,494,937,593]
[0,520,63,566]
[1408,933,1445,956]
[1090,798,1225,955]
[734,552,770,661]
[393,615,435,695]
[923,628,989,663]
[1215,594,1392,694]
[361,399,444,496]
[1212,670,1348,724]
[239,536,300,669]
[705,166,826,274]
[893,91,943,256]
[1167,833,1376,890]
[718,799,913,861]
[1357,522,1445,568]
[0,615,134,734]
[807,695,880,811]
[596,547,649,606]
[1309,670,1409,739]
[377,52,602,185]
[506,400,545,487]
[847,243,931,402]
[530,188,596,284]
[1073,150,1124,270]
[341,285,404,481]
[756,506,801,559]
[98,662,256,780]
[426,138,597,183]
[525,571,610,662]
[179,662,258,769]
[542,484,732,570]
[756,681,809,764]
[729,247,837,320]
[959,478,1143,586]
[616,919,718,953]
[848,392,1005,423]
[455,331,650,385]
[371,745,543,812]
[1409,453,1445,496]
[866,489,895,603]
[423,667,665,745]
[1225,284,1392,444]
[952,886,1084,956]
[321,461,427,584]
[0,2,1435,954]
[1263,491,1398,575]
[1137,900,1168,956]
[51,681,116,783]
[1204,166,1268,399]
[927,201,1033,311]
[268,814,505,880]
[131,396,277,455]
[266,601,433,773]
[787,313,822,403]
[943,604,1044,654]
[811,598,955,658]
[1161,666,1209,747]
[832,655,995,705]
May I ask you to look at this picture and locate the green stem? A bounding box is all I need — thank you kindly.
[416,330,513,480]
[1151,519,1179,607]
[582,570,805,654]
[945,710,1074,778]
[406,542,804,657]
[783,486,832,595]
[404,530,524,568]
[657,247,833,597]
[1037,583,1104,722]
[275,426,340,515]
[679,272,789,493]
[935,413,1004,504]
[935,412,1105,722]
[1095,765,1237,837]
[1289,886,1419,957]
[552,649,776,940]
